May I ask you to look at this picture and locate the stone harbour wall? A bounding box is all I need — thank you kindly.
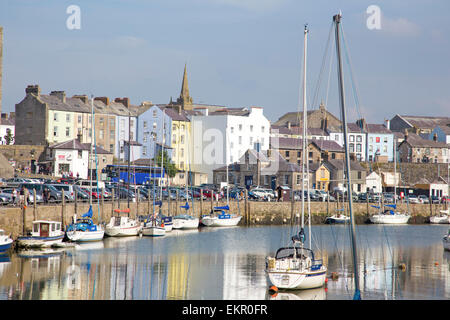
[0,198,447,239]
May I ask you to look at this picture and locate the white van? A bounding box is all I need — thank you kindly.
[75,180,105,190]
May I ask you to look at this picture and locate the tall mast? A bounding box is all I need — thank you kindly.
[300,24,312,248]
[333,12,361,300]
[160,109,165,201]
[89,95,94,206]
[394,141,397,205]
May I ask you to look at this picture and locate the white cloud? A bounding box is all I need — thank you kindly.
[380,15,421,37]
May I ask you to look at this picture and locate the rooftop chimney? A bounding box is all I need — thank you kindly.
[25,84,41,97]
[1,113,7,120]
[384,119,390,130]
[287,121,291,130]
[94,96,110,106]
[73,95,89,104]
[50,90,66,103]
[114,97,129,108]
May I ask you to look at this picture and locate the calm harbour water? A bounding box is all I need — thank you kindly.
[0,224,448,300]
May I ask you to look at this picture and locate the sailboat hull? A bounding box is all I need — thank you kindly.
[172,217,199,229]
[430,216,450,224]
[267,268,327,290]
[142,226,165,237]
[369,214,410,224]
[66,229,105,242]
[201,215,242,227]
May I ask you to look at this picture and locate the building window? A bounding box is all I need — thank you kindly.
[110,130,114,140]
[99,117,104,125]
[250,137,253,146]
[384,137,388,143]
[54,113,58,121]
[369,145,373,152]
[261,126,265,132]
[356,135,362,142]
[296,175,301,185]
[284,175,289,185]
[78,150,82,159]
[383,145,388,153]
[358,171,362,179]
[239,124,242,131]
[239,136,242,145]
[172,134,177,143]
[65,127,70,137]
[349,143,354,153]
[286,151,290,157]
[78,115,82,123]
[335,134,339,141]
[54,126,58,137]
[332,153,336,159]
[349,135,354,142]
[153,110,157,117]
[356,144,361,152]
[369,137,373,143]
[297,151,301,157]
[250,125,253,132]
[110,119,114,127]
[230,127,234,133]
[99,129,104,139]
[110,144,114,152]
[143,146,147,155]
[180,135,185,144]
[143,121,148,129]
[153,122,157,130]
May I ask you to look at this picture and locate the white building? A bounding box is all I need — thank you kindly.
[366,171,382,193]
[327,123,367,161]
[191,106,270,181]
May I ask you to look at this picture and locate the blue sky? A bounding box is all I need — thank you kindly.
[1,0,449,124]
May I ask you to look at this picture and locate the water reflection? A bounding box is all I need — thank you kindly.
[0,225,448,300]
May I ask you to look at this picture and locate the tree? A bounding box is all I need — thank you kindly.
[4,128,14,145]
[155,150,177,178]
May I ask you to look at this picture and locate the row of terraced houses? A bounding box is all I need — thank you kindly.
[1,65,449,197]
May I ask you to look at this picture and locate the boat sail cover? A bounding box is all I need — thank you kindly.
[82,206,93,218]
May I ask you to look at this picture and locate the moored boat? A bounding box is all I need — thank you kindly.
[430,210,450,224]
[200,205,242,227]
[105,209,141,237]
[369,205,410,224]
[443,229,450,251]
[172,202,199,229]
[16,220,65,248]
[325,209,349,224]
[66,206,105,242]
[0,229,13,253]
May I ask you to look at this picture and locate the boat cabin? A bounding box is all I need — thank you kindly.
[31,221,62,237]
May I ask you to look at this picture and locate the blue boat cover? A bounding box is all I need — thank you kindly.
[389,210,395,215]
[155,200,162,207]
[180,202,190,210]
[370,205,380,209]
[218,214,231,219]
[82,206,93,218]
[385,204,397,209]
[214,205,230,210]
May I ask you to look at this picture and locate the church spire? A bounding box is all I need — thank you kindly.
[177,63,193,109]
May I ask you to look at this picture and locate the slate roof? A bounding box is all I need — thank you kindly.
[325,159,366,171]
[401,132,448,148]
[398,115,450,130]
[49,139,112,154]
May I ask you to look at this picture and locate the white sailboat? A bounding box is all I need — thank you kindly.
[141,200,166,237]
[325,208,350,224]
[266,25,327,290]
[172,123,199,230]
[369,138,410,224]
[430,209,450,224]
[200,122,242,227]
[66,206,105,242]
[105,208,141,237]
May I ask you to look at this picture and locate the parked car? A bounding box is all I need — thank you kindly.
[407,194,420,204]
[73,185,90,201]
[49,184,76,202]
[418,195,429,204]
[0,189,13,205]
[250,188,274,201]
[312,190,335,202]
